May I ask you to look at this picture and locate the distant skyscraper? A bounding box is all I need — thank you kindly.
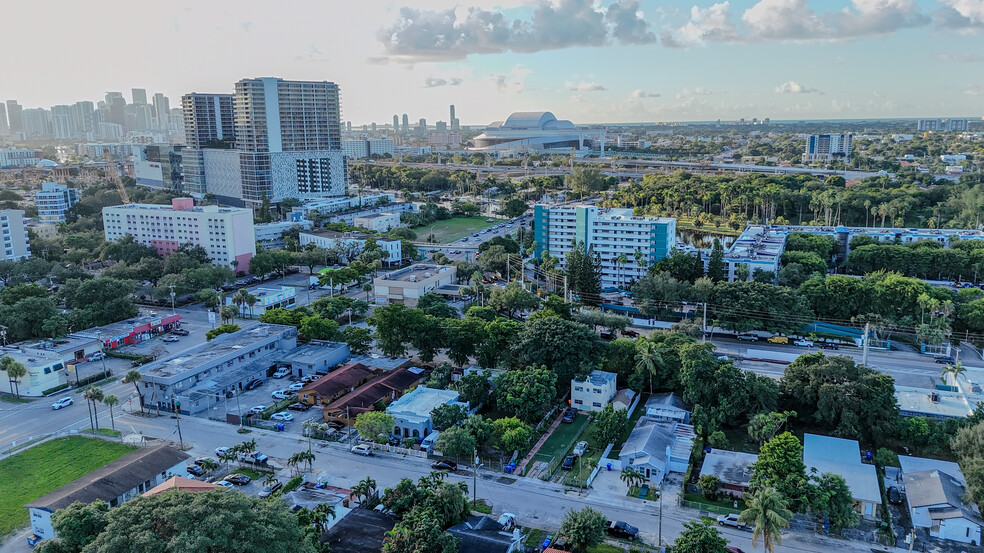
[371,122,376,133]
[802,133,853,164]
[393,114,399,133]
[435,121,447,132]
[105,92,126,126]
[401,114,409,135]
[917,119,941,132]
[417,118,427,136]
[0,103,7,135]
[72,101,94,135]
[6,101,23,132]
[131,88,148,105]
[945,119,969,132]
[153,93,171,130]
[347,121,352,132]
[450,105,458,131]
[182,93,234,149]
[21,108,52,139]
[51,105,74,140]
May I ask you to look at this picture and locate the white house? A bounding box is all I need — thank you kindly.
[905,470,982,544]
[386,386,467,440]
[571,370,617,412]
[25,446,189,543]
[803,434,882,520]
[645,392,691,423]
[225,285,296,318]
[618,420,695,483]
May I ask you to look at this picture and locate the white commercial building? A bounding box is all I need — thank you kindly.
[571,370,617,412]
[354,212,402,232]
[0,210,31,260]
[0,148,41,168]
[802,133,853,163]
[472,111,604,154]
[35,182,80,223]
[102,197,255,270]
[533,205,676,288]
[254,219,313,249]
[386,386,466,440]
[225,285,297,318]
[299,229,402,264]
[372,264,458,307]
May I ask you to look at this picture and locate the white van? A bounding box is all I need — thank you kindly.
[421,431,440,450]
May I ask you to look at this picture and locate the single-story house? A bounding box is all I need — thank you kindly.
[322,506,396,553]
[803,434,882,520]
[905,469,982,545]
[25,446,189,542]
[225,285,296,318]
[322,366,426,423]
[645,392,691,423]
[611,388,637,412]
[895,386,977,420]
[385,386,466,439]
[899,456,966,486]
[299,362,378,405]
[699,449,759,498]
[448,515,524,553]
[571,370,617,412]
[618,419,695,483]
[279,341,350,379]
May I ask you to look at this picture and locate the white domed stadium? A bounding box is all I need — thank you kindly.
[471,111,602,153]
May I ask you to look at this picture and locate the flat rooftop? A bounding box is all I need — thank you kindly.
[376,264,454,283]
[354,213,393,220]
[303,229,397,243]
[80,313,182,339]
[140,324,294,380]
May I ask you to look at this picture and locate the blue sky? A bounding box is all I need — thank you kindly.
[2,0,982,124]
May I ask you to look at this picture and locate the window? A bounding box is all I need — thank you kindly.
[574,386,583,392]
[593,388,601,394]
[573,399,583,405]
[593,402,602,407]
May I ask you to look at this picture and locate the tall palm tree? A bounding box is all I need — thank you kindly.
[616,253,629,289]
[941,361,966,388]
[103,394,119,431]
[740,486,793,553]
[1,357,27,398]
[634,340,664,395]
[264,474,280,488]
[350,476,377,507]
[199,458,220,475]
[84,386,105,431]
[311,503,336,532]
[219,305,238,324]
[123,370,143,414]
[232,289,257,319]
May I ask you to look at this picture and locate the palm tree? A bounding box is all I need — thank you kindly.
[740,486,793,553]
[620,468,645,491]
[1,357,27,398]
[199,458,220,475]
[350,476,377,507]
[219,305,238,324]
[84,386,105,431]
[941,361,966,388]
[634,339,664,395]
[616,253,629,289]
[363,282,372,302]
[311,503,336,532]
[287,451,315,476]
[123,370,143,414]
[232,288,257,319]
[103,394,119,431]
[264,474,280,489]
[218,449,237,466]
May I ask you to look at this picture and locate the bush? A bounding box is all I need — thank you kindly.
[43,384,70,396]
[282,476,303,494]
[75,371,113,388]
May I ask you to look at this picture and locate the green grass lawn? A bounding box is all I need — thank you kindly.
[231,467,265,480]
[471,498,493,514]
[0,436,136,536]
[563,418,606,487]
[536,414,589,462]
[418,216,506,243]
[682,491,746,511]
[524,528,543,547]
[587,543,626,553]
[627,485,661,501]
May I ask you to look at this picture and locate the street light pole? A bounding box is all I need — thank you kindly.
[174,400,184,450]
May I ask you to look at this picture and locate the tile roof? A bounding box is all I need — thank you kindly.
[143,476,219,496]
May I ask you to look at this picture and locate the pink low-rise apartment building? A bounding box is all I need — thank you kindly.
[102,197,255,271]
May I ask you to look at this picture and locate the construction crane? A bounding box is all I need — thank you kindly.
[103,148,130,205]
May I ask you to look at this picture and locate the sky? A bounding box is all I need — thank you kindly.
[2,0,983,125]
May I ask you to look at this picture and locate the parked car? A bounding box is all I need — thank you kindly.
[271,390,291,400]
[431,460,458,471]
[562,408,577,423]
[888,486,902,505]
[717,514,746,529]
[216,480,234,488]
[622,329,639,338]
[245,379,263,390]
[793,339,814,347]
[351,444,373,456]
[606,520,639,540]
[187,464,205,477]
[736,333,759,342]
[248,405,267,414]
[272,367,291,379]
[194,456,216,466]
[214,447,230,457]
[172,329,190,336]
[238,451,268,464]
[51,397,74,410]
[89,352,106,361]
[935,356,956,364]
[818,343,840,350]
[727,547,745,553]
[767,336,789,344]
[327,421,346,430]
[300,375,319,383]
[287,403,310,411]
[162,336,180,343]
[573,441,589,457]
[226,473,251,486]
[287,383,305,392]
[271,412,294,422]
[258,481,283,498]
[561,455,575,470]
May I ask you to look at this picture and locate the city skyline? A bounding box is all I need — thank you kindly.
[1,0,983,125]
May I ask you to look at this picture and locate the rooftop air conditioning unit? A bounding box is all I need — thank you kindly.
[930,392,941,403]
[409,276,417,282]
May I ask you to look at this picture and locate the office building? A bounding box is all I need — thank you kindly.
[0,335,101,397]
[5,100,23,132]
[35,182,80,223]
[401,114,409,135]
[102,197,254,268]
[225,285,296,318]
[802,133,853,163]
[341,138,394,159]
[0,102,8,135]
[0,210,31,260]
[182,93,234,149]
[131,88,148,105]
[393,114,399,133]
[0,148,41,168]
[435,121,447,132]
[152,93,170,130]
[134,144,184,191]
[21,108,52,139]
[449,105,459,131]
[372,264,458,306]
[416,118,427,137]
[533,204,676,287]
[299,229,402,264]
[473,111,603,153]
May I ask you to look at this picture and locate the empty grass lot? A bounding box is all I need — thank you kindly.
[420,216,505,243]
[536,413,590,462]
[0,436,136,536]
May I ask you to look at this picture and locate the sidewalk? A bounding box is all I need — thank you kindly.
[515,410,564,475]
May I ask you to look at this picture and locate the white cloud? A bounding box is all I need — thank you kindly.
[606,0,657,44]
[566,81,607,92]
[676,87,713,98]
[936,0,984,30]
[774,80,820,94]
[490,65,532,94]
[423,76,463,88]
[630,89,661,98]
[661,2,740,47]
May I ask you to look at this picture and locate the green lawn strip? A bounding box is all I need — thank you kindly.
[563,419,607,487]
[607,394,649,459]
[524,528,543,547]
[536,413,590,461]
[83,428,122,437]
[626,485,661,501]
[471,498,493,514]
[0,436,136,536]
[231,467,265,480]
[418,216,506,244]
[682,491,746,511]
[0,395,30,404]
[587,543,626,553]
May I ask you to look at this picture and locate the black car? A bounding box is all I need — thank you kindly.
[561,455,575,470]
[388,435,403,446]
[888,486,902,505]
[606,520,640,541]
[431,460,458,471]
[245,379,263,390]
[562,408,577,423]
[287,403,310,411]
[172,328,190,336]
[818,343,839,350]
[935,356,957,364]
[226,473,251,486]
[187,464,205,477]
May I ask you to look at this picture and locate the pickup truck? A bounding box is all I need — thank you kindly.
[606,520,639,540]
[717,513,747,529]
[238,451,269,465]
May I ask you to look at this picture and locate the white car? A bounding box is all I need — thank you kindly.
[272,368,290,379]
[215,447,230,457]
[248,405,267,414]
[286,383,305,392]
[51,397,74,410]
[573,441,588,457]
[351,444,373,456]
[271,390,291,400]
[793,339,814,347]
[271,412,294,422]
[89,352,106,361]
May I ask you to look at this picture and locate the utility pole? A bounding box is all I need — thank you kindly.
[506,253,510,282]
[473,448,479,508]
[235,391,242,428]
[564,275,569,303]
[174,399,184,450]
[658,483,664,548]
[701,302,708,342]
[347,406,352,444]
[861,322,870,367]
